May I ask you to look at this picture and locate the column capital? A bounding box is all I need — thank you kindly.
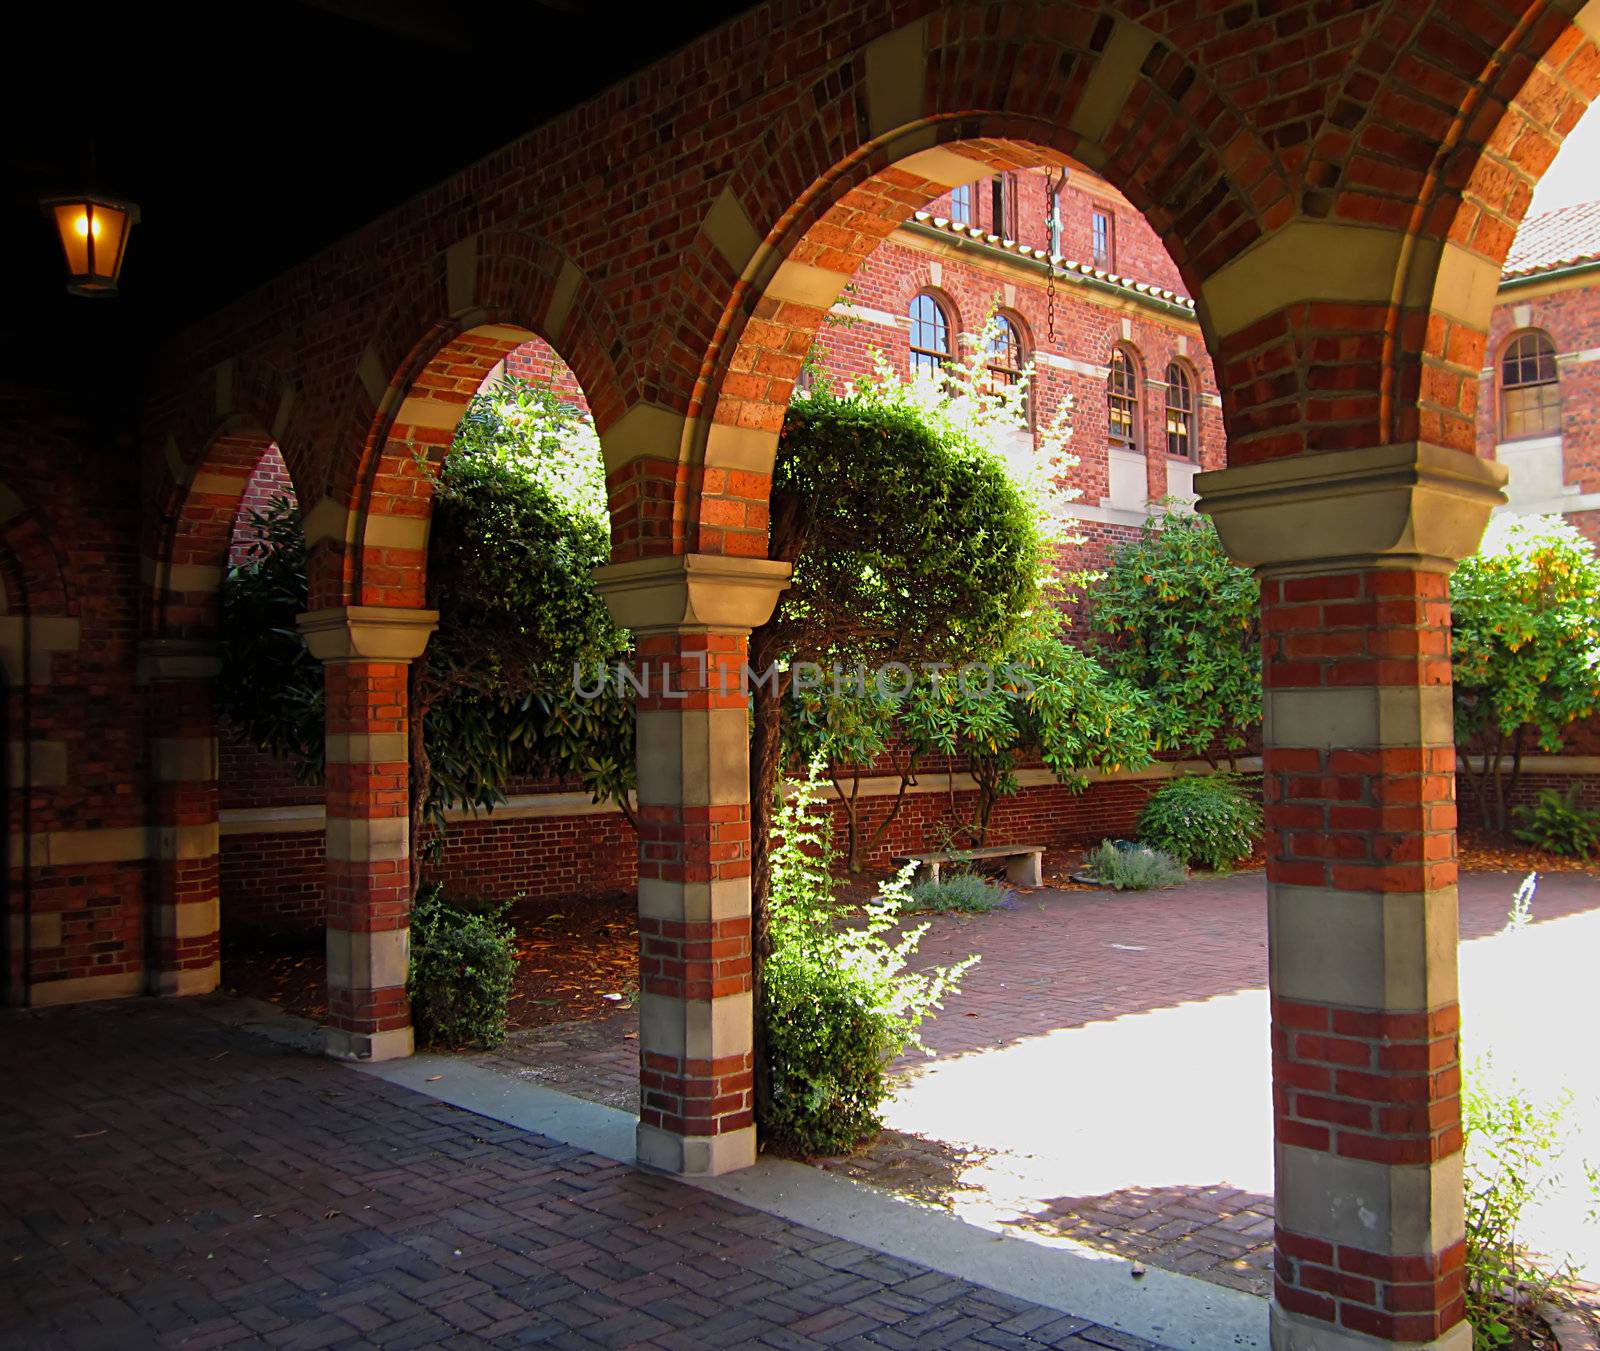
[136,638,222,683]
[296,605,438,663]
[592,552,791,634]
[1197,442,1506,575]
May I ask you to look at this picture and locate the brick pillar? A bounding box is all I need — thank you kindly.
[595,554,790,1176]
[138,640,223,996]
[297,606,437,1061]
[1201,444,1505,1351]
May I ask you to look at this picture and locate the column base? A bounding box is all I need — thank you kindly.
[323,1025,414,1061]
[154,961,220,997]
[1272,1304,1472,1351]
[636,1122,756,1176]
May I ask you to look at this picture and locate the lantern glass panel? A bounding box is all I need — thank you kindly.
[52,204,92,275]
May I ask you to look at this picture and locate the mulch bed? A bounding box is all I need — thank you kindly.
[1458,831,1600,875]
[220,890,638,1031]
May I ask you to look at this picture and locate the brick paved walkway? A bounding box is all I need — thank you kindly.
[480,869,1600,1302]
[0,999,1175,1350]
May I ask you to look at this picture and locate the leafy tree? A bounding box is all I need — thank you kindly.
[1087,506,1260,766]
[218,377,635,886]
[750,349,1047,1124]
[1451,514,1600,835]
[783,678,913,874]
[901,610,1153,846]
[752,355,1047,916]
[415,380,634,867]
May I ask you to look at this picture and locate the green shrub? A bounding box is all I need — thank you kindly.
[407,884,518,1049]
[1512,785,1600,858]
[1082,839,1186,891]
[1087,507,1261,765]
[1138,773,1262,872]
[906,872,1009,913]
[761,769,976,1155]
[1453,514,1600,835]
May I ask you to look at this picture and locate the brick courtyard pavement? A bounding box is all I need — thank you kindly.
[481,869,1600,1303]
[0,998,1176,1350]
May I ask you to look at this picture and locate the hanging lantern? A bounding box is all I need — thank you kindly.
[40,194,140,297]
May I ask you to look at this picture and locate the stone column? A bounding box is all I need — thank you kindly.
[297,605,437,1061]
[595,554,790,1177]
[1200,444,1505,1351]
[138,639,224,996]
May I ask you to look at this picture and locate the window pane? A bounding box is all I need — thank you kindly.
[1165,363,1192,458]
[910,294,951,376]
[1109,350,1139,450]
[1500,332,1560,439]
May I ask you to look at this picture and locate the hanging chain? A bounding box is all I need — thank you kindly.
[1044,168,1060,345]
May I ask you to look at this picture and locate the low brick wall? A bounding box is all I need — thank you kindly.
[216,768,1193,936]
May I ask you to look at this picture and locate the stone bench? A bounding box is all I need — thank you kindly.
[892,843,1044,889]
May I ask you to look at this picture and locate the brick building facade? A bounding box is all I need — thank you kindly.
[1475,197,1600,541]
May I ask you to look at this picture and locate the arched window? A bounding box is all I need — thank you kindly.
[1164,361,1194,459]
[1500,331,1560,440]
[985,314,1024,390]
[909,293,952,377]
[1108,347,1140,452]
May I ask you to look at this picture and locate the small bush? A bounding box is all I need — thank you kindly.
[762,769,976,1155]
[1083,839,1186,891]
[1512,785,1600,858]
[906,873,1009,913]
[1138,773,1261,872]
[1462,1061,1578,1349]
[407,884,518,1049]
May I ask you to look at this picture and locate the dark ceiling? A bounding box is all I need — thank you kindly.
[3,0,760,397]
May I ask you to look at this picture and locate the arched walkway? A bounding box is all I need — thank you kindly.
[297,317,618,1061]
[123,6,1600,1348]
[142,422,309,999]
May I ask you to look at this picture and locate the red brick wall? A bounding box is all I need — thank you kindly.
[1,385,150,1001]
[505,337,593,413]
[924,170,1188,293]
[217,767,1181,935]
[221,830,325,936]
[228,444,298,567]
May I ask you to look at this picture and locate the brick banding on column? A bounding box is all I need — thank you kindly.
[298,610,437,1061]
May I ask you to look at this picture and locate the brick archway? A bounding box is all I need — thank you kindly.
[1410,13,1600,457]
[140,419,308,1002]
[102,2,1600,1344]
[147,423,293,640]
[303,301,620,1063]
[629,10,1293,557]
